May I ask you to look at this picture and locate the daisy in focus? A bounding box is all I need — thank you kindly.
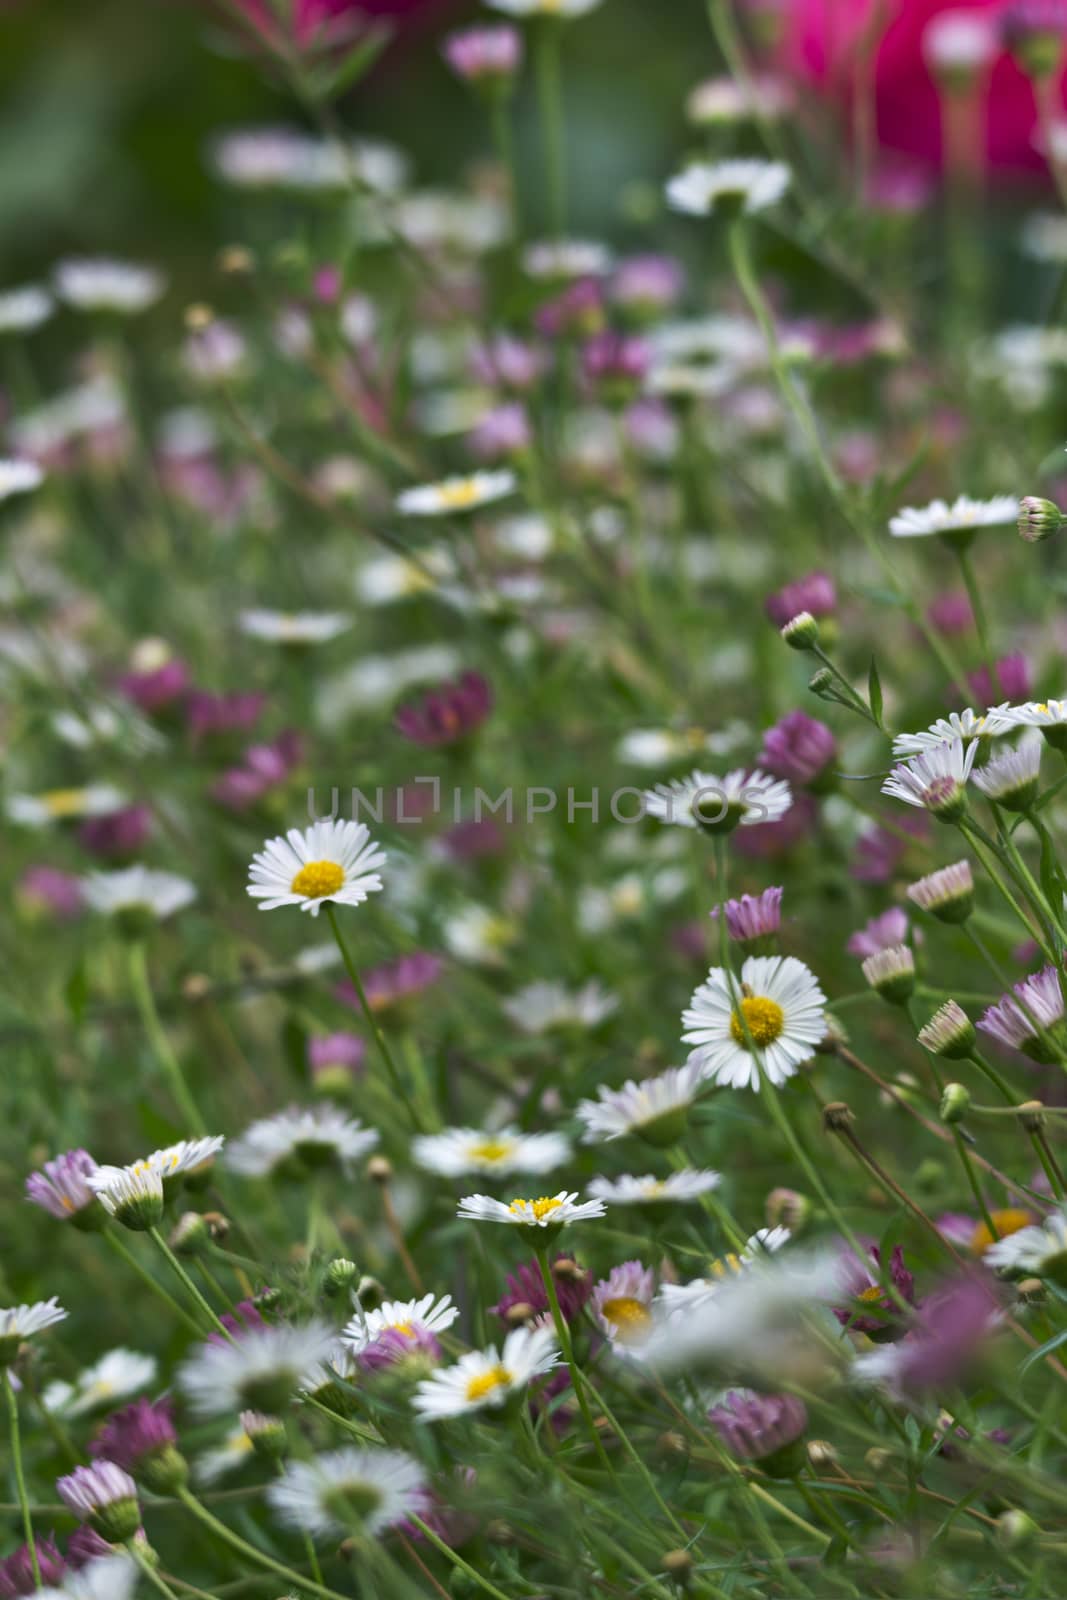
[457,1191,606,1228]
[881,738,976,819]
[412,1323,559,1420]
[682,956,827,1089]
[396,470,516,516]
[413,1125,571,1177]
[247,818,386,915]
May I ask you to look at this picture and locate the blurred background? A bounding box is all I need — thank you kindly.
[0,0,715,286]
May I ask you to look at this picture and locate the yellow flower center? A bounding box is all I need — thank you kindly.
[709,1253,743,1279]
[509,1196,563,1223]
[970,1208,1032,1254]
[43,788,90,818]
[437,479,484,510]
[730,994,786,1048]
[291,860,345,900]
[600,1296,651,1344]
[390,1322,416,1339]
[857,1285,884,1304]
[466,1364,512,1402]
[469,1139,515,1165]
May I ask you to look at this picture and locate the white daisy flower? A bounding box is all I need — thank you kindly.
[343,1293,460,1356]
[412,1323,559,1420]
[238,610,351,645]
[227,1105,378,1178]
[444,903,517,965]
[586,1170,721,1206]
[5,784,126,827]
[147,1136,226,1181]
[971,738,1043,810]
[247,818,386,916]
[657,1228,794,1315]
[412,1126,571,1177]
[501,980,618,1034]
[575,1062,705,1146]
[179,1321,337,1417]
[457,1190,606,1228]
[195,1422,257,1484]
[211,129,407,194]
[0,1298,67,1361]
[268,1447,426,1539]
[81,867,197,922]
[38,1554,138,1600]
[891,707,1012,757]
[43,1349,157,1417]
[0,284,54,333]
[355,549,455,606]
[615,723,750,768]
[0,458,45,500]
[992,699,1067,741]
[682,955,827,1089]
[881,737,977,817]
[888,494,1019,541]
[666,159,791,218]
[395,470,516,516]
[54,258,164,314]
[642,767,791,832]
[521,238,613,278]
[985,1207,1067,1284]
[88,1161,164,1231]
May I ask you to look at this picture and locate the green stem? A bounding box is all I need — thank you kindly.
[952,1129,999,1242]
[176,1486,353,1600]
[535,1246,613,1474]
[131,1542,181,1598]
[4,1373,39,1587]
[128,941,206,1134]
[149,1229,233,1339]
[488,90,522,239]
[535,18,566,237]
[324,904,422,1131]
[406,1516,513,1600]
[955,543,995,682]
[103,1229,204,1337]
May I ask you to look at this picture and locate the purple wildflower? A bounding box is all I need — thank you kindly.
[764,571,836,629]
[846,907,910,959]
[443,24,522,84]
[90,1397,177,1475]
[709,886,783,948]
[17,866,84,921]
[78,804,152,859]
[978,965,1066,1063]
[832,1242,915,1336]
[26,1149,100,1225]
[709,1391,809,1474]
[492,1256,591,1325]
[394,672,493,747]
[0,1534,67,1596]
[759,711,837,787]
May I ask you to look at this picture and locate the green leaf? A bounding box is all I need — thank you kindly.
[313,23,392,102]
[281,1013,309,1083]
[1021,1323,1067,1376]
[867,656,884,728]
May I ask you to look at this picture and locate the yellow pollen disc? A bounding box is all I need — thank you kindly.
[469,1139,514,1165]
[466,1364,511,1402]
[391,1322,416,1339]
[291,860,345,900]
[730,995,786,1048]
[43,789,89,818]
[600,1296,651,1344]
[857,1285,884,1304]
[437,479,484,510]
[509,1196,563,1222]
[970,1208,1032,1254]
[710,1253,742,1279]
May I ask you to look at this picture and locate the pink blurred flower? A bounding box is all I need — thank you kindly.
[78,804,152,859]
[780,0,1067,176]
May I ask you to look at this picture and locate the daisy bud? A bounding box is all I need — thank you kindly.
[504,1300,537,1326]
[906,860,974,924]
[996,1509,1040,1551]
[709,1391,808,1478]
[184,303,214,331]
[367,1156,394,1185]
[1018,495,1064,542]
[861,944,916,1005]
[972,742,1042,812]
[357,1275,385,1311]
[58,1461,141,1544]
[662,1548,694,1583]
[807,668,833,699]
[865,1447,893,1473]
[169,1211,209,1257]
[807,1439,837,1469]
[241,1409,287,1462]
[218,245,254,275]
[918,1000,976,1060]
[323,1258,360,1297]
[822,1101,855,1133]
[939,1083,971,1124]
[1016,1099,1047,1134]
[765,1186,810,1232]
[780,611,819,650]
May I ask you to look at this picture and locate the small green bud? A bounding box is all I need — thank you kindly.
[939,1082,970,1124]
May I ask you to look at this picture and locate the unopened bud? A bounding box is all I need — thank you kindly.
[657,1430,688,1457]
[218,245,254,275]
[765,1187,810,1232]
[806,1439,837,1469]
[241,1409,287,1462]
[366,1156,393,1185]
[1017,1100,1046,1133]
[939,1083,971,1124]
[552,1257,587,1283]
[861,944,915,1005]
[996,1509,1039,1550]
[781,611,819,651]
[323,1258,359,1296]
[169,1211,209,1257]
[823,1101,855,1133]
[356,1275,385,1311]
[1018,496,1064,543]
[662,1548,693,1584]
[184,303,214,331]
[504,1301,537,1326]
[865,1446,893,1472]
